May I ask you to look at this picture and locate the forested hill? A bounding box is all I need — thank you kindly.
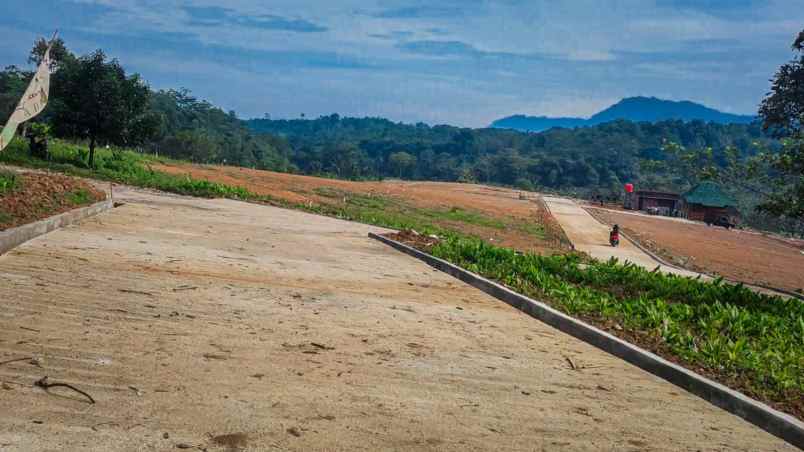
[492,97,756,132]
[246,114,768,194]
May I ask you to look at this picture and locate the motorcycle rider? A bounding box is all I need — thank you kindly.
[609,224,620,247]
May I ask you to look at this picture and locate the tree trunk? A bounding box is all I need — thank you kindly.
[88,136,96,169]
[28,133,36,157]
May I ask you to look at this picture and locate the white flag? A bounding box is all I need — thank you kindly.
[0,39,53,152]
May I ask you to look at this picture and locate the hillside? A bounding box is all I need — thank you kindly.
[246,114,767,194]
[492,96,756,132]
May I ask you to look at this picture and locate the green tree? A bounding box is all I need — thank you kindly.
[388,151,416,178]
[160,130,217,162]
[51,50,157,167]
[28,37,74,70]
[756,29,804,220]
[0,66,30,121]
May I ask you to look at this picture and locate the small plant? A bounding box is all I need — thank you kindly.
[65,188,92,205]
[0,170,20,194]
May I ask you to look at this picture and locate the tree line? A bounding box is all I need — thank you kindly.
[247,114,768,194]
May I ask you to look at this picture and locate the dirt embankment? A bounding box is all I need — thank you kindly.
[588,207,804,294]
[0,170,105,231]
[153,162,561,253]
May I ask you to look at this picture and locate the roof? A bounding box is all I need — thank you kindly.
[635,190,680,200]
[683,181,736,208]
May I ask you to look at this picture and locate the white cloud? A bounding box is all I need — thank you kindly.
[5,0,804,126]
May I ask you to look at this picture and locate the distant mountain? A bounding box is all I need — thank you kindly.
[491,97,756,132]
[489,115,586,132]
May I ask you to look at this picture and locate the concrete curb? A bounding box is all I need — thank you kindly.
[368,232,804,449]
[0,198,114,255]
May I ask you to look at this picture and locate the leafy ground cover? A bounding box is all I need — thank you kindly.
[423,234,803,419]
[0,169,105,230]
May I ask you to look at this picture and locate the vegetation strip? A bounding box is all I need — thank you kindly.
[369,232,804,448]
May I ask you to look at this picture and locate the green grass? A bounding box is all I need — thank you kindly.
[0,170,21,224]
[311,186,543,239]
[65,187,93,205]
[0,169,20,194]
[430,235,803,413]
[423,206,507,229]
[0,139,251,199]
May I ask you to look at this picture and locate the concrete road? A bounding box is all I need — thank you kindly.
[0,188,794,451]
[543,195,700,277]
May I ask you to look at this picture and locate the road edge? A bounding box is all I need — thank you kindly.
[368,232,804,449]
[0,198,114,255]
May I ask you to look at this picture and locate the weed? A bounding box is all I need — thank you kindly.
[65,188,93,205]
[0,170,19,194]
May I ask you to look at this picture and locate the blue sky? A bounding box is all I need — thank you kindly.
[1,0,802,127]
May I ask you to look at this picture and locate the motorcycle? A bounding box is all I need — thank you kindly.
[609,225,620,247]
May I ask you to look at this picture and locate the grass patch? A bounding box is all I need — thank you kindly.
[65,188,93,205]
[0,139,251,200]
[421,206,507,229]
[513,221,546,239]
[312,186,542,239]
[0,170,20,194]
[430,235,803,417]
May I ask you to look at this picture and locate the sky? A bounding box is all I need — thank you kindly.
[1,0,802,127]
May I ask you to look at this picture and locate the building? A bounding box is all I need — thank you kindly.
[624,190,681,216]
[682,181,740,225]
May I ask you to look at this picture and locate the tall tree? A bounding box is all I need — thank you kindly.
[51,50,157,167]
[756,29,804,219]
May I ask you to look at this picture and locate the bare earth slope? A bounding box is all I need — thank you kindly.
[587,207,804,294]
[0,187,794,451]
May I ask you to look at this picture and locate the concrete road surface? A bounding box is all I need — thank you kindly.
[0,188,794,451]
[543,196,700,277]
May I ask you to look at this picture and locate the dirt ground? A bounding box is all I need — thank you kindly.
[0,169,105,231]
[587,207,804,294]
[0,187,794,451]
[152,162,558,253]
